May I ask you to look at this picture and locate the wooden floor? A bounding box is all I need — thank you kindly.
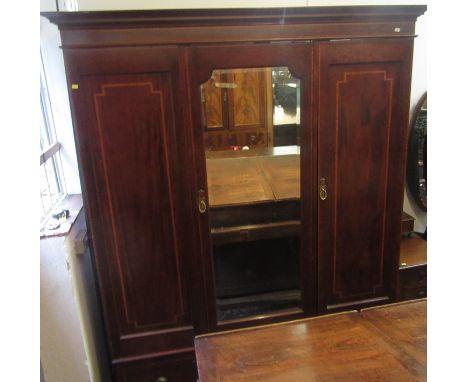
[195,299,426,381]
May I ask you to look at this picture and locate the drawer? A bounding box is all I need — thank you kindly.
[398,265,427,301]
[401,211,415,235]
[402,266,426,287]
[402,285,426,300]
[114,352,198,382]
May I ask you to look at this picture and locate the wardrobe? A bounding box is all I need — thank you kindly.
[42,5,426,381]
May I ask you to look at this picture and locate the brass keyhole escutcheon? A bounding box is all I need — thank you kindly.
[319,178,328,201]
[198,189,207,214]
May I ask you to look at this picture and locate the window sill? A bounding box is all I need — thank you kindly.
[40,194,83,240]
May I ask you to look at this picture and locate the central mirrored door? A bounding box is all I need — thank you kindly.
[190,43,316,328]
[202,66,302,322]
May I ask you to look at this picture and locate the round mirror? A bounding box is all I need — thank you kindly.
[407,92,427,211]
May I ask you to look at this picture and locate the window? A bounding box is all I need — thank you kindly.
[40,52,66,223]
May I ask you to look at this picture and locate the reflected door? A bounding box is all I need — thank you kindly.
[202,68,272,150]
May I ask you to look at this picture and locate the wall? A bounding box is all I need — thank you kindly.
[75,0,425,10]
[40,215,91,382]
[40,212,111,382]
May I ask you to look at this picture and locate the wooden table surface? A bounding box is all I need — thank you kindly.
[195,299,426,381]
[206,146,300,207]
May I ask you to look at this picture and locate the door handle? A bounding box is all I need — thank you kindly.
[198,189,207,214]
[319,178,328,201]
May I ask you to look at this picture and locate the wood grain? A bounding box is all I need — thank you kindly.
[206,152,299,206]
[317,39,414,312]
[43,6,426,48]
[400,236,427,268]
[195,300,426,381]
[203,68,271,150]
[201,71,225,130]
[360,300,426,377]
[63,46,197,362]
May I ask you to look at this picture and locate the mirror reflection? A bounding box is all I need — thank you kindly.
[407,94,427,211]
[201,67,302,322]
[202,67,300,150]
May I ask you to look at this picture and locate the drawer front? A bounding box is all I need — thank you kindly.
[114,352,198,382]
[399,265,427,301]
[402,285,426,300]
[402,266,426,287]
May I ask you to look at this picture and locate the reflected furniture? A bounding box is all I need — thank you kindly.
[195,299,427,381]
[398,92,427,301]
[202,68,274,150]
[407,92,427,212]
[399,235,427,301]
[43,5,426,381]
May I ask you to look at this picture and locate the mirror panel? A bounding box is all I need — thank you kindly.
[201,67,302,322]
[407,93,427,211]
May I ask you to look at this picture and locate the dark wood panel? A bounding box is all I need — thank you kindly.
[317,39,414,312]
[209,200,300,229]
[211,220,300,245]
[195,300,426,381]
[399,267,427,301]
[115,351,198,382]
[57,22,418,48]
[43,6,427,28]
[91,76,185,328]
[214,237,300,298]
[43,6,426,48]
[64,47,198,360]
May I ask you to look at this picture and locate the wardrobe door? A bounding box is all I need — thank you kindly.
[317,39,413,313]
[189,43,316,331]
[64,47,196,363]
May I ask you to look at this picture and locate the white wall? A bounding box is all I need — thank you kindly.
[40,215,92,382]
[76,0,305,10]
[40,212,111,382]
[75,0,425,10]
[40,0,56,12]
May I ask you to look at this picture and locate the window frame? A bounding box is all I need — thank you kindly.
[40,50,67,224]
